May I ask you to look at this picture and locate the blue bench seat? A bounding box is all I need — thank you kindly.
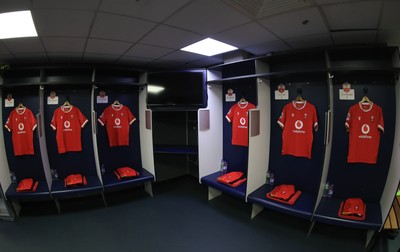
[247,184,316,220]
[50,175,103,199]
[313,197,382,230]
[102,168,154,193]
[201,171,246,200]
[6,180,51,201]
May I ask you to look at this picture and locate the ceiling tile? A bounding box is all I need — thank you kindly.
[0,0,31,13]
[380,1,400,30]
[332,30,377,45]
[213,22,278,48]
[377,30,400,46]
[83,53,120,63]
[32,0,100,11]
[100,0,190,22]
[91,13,157,42]
[14,53,49,64]
[33,10,95,37]
[0,54,15,64]
[286,33,333,49]
[42,37,86,53]
[243,40,291,55]
[315,0,356,4]
[159,50,206,63]
[187,57,224,68]
[117,55,154,66]
[85,39,132,55]
[165,0,251,35]
[2,38,44,53]
[146,59,184,69]
[125,44,174,59]
[259,7,329,39]
[322,1,381,30]
[0,42,9,54]
[140,25,203,49]
[47,52,83,63]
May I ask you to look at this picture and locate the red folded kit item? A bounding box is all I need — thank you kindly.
[266,184,302,205]
[217,171,247,187]
[16,178,38,192]
[114,167,139,180]
[64,174,87,188]
[338,197,366,221]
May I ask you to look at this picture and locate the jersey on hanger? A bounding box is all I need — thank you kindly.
[225,101,256,146]
[345,102,384,164]
[98,104,136,147]
[5,107,37,156]
[50,105,88,154]
[278,101,318,159]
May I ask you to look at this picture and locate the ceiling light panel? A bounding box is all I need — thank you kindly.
[0,10,37,39]
[181,38,237,56]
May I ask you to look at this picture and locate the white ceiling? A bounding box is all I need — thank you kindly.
[0,0,399,70]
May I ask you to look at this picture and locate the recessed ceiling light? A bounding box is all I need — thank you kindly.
[0,10,38,39]
[181,38,238,56]
[147,85,165,94]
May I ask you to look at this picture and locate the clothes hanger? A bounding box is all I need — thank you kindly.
[112,99,121,105]
[360,87,372,104]
[17,103,25,109]
[295,88,305,103]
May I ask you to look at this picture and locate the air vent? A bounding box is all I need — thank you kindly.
[223,0,314,19]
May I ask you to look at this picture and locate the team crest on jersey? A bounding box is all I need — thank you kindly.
[121,113,124,117]
[371,116,374,122]
[358,116,361,121]
[291,113,294,117]
[111,113,114,117]
[71,115,74,120]
[60,116,63,120]
[304,113,307,119]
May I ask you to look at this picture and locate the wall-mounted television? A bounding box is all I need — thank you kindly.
[146,70,207,110]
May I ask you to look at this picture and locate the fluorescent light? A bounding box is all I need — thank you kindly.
[0,10,38,39]
[147,85,165,94]
[181,38,237,56]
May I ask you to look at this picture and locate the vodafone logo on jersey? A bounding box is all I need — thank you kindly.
[359,124,372,139]
[113,118,122,128]
[18,123,25,131]
[293,120,305,134]
[295,120,303,129]
[63,121,73,131]
[17,123,26,134]
[238,117,247,129]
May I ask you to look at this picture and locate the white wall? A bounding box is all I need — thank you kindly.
[380,48,400,225]
[246,78,270,198]
[139,75,155,177]
[198,83,223,182]
[0,87,12,195]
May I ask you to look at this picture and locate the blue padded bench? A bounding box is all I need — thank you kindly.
[201,171,246,200]
[51,175,103,200]
[313,197,382,230]
[6,180,51,202]
[102,168,154,194]
[50,175,105,213]
[247,184,316,220]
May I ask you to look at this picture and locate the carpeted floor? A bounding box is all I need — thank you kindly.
[0,176,398,252]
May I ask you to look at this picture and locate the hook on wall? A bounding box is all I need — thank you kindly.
[363,87,368,95]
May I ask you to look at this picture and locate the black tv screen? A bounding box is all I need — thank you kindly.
[147,70,207,109]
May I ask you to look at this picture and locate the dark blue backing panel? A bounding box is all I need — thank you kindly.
[43,85,97,179]
[222,78,258,173]
[268,81,328,194]
[327,73,395,201]
[2,86,46,182]
[94,85,142,173]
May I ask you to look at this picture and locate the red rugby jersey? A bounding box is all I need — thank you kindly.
[278,101,318,159]
[225,101,256,146]
[50,105,88,154]
[98,104,136,147]
[5,107,37,156]
[345,102,384,164]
